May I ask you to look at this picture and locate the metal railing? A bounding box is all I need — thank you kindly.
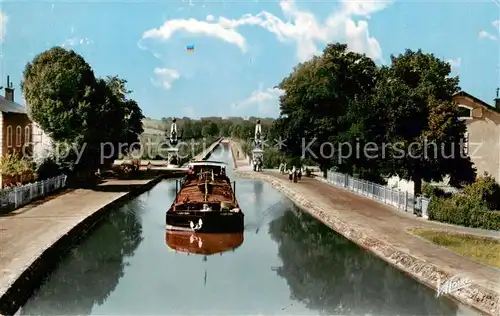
[0,175,68,213]
[325,170,430,218]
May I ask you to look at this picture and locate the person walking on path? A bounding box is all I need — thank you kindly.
[288,168,293,182]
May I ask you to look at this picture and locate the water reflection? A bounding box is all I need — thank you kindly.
[268,206,461,315]
[165,231,244,255]
[18,145,470,315]
[254,181,263,206]
[20,199,145,315]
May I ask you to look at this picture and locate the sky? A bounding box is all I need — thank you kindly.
[0,0,499,120]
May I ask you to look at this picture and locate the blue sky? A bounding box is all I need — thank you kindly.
[0,0,498,119]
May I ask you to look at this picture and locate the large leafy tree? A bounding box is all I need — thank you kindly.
[274,43,379,174]
[378,49,476,194]
[22,47,144,173]
[22,47,96,142]
[97,76,144,160]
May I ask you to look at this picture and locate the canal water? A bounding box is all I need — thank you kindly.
[20,145,472,315]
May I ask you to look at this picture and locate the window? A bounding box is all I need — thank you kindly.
[462,132,469,156]
[6,126,12,148]
[457,105,473,120]
[25,126,30,144]
[16,126,21,147]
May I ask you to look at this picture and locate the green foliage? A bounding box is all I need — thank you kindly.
[21,47,145,175]
[0,152,35,185]
[460,173,500,210]
[272,46,476,195]
[429,197,500,230]
[274,43,379,175]
[0,152,33,176]
[262,147,283,169]
[428,175,500,230]
[371,51,475,194]
[422,183,450,198]
[21,47,96,142]
[36,158,62,181]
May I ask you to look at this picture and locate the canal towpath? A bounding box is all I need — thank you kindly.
[0,177,164,315]
[230,142,500,316]
[0,139,222,315]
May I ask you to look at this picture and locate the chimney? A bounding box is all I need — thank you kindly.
[5,75,14,102]
[495,88,500,110]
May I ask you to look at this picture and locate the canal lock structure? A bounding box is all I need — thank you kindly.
[19,144,476,315]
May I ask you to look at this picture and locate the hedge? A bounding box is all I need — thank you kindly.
[429,197,500,230]
[428,174,500,230]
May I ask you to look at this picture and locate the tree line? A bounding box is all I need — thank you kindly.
[260,43,499,230]
[139,117,274,160]
[18,46,275,180]
[266,43,475,196]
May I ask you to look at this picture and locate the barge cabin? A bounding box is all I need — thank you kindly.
[166,161,243,233]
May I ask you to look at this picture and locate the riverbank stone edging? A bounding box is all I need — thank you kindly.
[0,138,225,315]
[0,175,166,316]
[236,170,500,316]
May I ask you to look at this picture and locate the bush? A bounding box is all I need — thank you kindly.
[422,183,451,198]
[428,175,500,230]
[461,173,500,210]
[262,147,282,169]
[36,158,62,181]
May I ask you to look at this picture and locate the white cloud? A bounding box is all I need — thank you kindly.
[0,11,8,43]
[447,57,461,69]
[479,20,499,40]
[206,14,214,22]
[141,0,390,62]
[479,30,497,40]
[61,37,92,47]
[142,18,248,52]
[151,67,180,90]
[493,20,500,30]
[232,85,284,115]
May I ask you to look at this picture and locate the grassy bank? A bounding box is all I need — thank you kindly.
[409,228,500,268]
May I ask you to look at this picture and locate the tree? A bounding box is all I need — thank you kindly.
[97,76,144,160]
[22,47,144,174]
[378,49,475,194]
[274,43,379,174]
[21,47,97,142]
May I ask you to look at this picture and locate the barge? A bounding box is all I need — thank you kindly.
[166,161,244,233]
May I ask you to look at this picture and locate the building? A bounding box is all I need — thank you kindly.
[387,90,500,193]
[0,76,33,187]
[454,90,500,182]
[0,76,32,158]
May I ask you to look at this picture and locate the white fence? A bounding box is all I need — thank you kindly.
[0,175,68,213]
[325,171,430,218]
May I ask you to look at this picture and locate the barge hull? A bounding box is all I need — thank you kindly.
[166,211,244,233]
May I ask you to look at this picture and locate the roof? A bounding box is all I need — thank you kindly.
[453,91,499,113]
[0,96,27,114]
